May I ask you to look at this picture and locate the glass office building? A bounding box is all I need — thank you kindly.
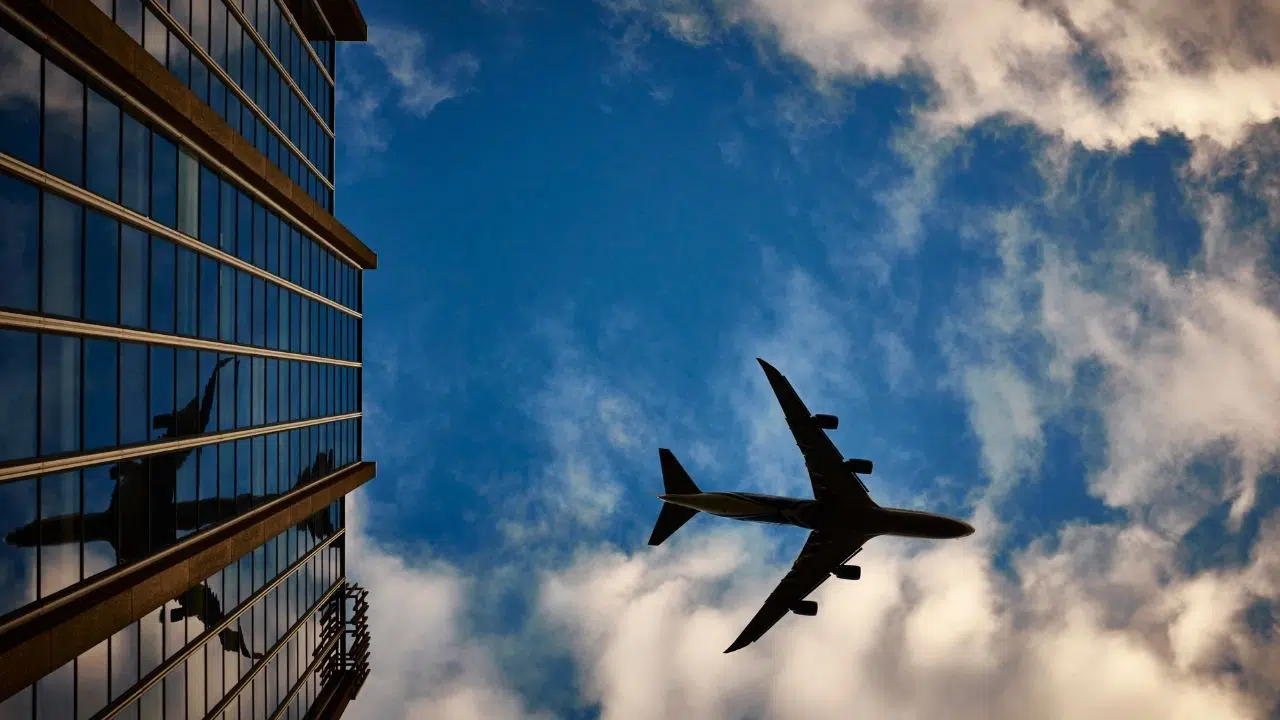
[0,0,376,717]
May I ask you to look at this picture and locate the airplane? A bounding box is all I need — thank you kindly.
[647,358,975,653]
[4,356,270,659]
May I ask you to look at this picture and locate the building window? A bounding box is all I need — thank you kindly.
[120,225,149,328]
[150,345,175,441]
[176,246,199,336]
[199,255,219,339]
[86,88,121,203]
[41,192,84,319]
[150,234,177,334]
[0,172,39,311]
[119,341,149,446]
[0,27,41,166]
[84,210,120,325]
[42,60,85,187]
[151,134,179,229]
[0,329,38,462]
[84,338,119,451]
[121,113,150,216]
[40,333,82,456]
[39,471,81,598]
[178,149,200,236]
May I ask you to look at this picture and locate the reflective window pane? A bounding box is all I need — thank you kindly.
[219,177,236,253]
[38,471,81,599]
[142,6,167,64]
[219,264,235,342]
[36,657,74,719]
[84,338,118,451]
[83,463,119,578]
[40,334,81,456]
[84,210,120,325]
[0,171,39,311]
[152,133,178,228]
[0,478,37,615]
[150,235,176,333]
[120,225,149,328]
[178,149,200,236]
[119,341,148,445]
[0,27,41,165]
[236,355,251,429]
[199,166,219,244]
[237,269,251,346]
[199,255,219,339]
[237,189,253,262]
[41,192,83,318]
[150,345,175,441]
[176,246,199,336]
[78,639,110,720]
[121,112,150,215]
[42,60,84,186]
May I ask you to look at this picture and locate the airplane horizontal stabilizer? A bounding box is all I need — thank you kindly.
[648,503,697,546]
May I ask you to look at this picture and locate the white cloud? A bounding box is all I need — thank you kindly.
[369,27,481,118]
[1039,250,1280,530]
[345,489,549,720]
[537,516,1276,719]
[337,26,479,166]
[626,0,1280,149]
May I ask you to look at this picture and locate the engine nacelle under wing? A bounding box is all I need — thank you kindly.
[844,458,873,475]
[791,600,818,616]
[812,414,839,430]
[832,565,861,581]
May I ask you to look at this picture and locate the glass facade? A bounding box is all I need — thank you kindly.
[0,1,369,715]
[89,0,336,212]
[0,502,345,719]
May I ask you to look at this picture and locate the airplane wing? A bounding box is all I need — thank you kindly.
[756,358,874,507]
[725,530,869,653]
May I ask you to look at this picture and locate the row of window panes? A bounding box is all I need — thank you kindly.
[0,420,355,621]
[149,0,334,181]
[195,164,359,316]
[0,173,362,363]
[78,0,334,210]
[232,0,335,127]
[141,1,334,211]
[0,27,360,312]
[0,505,343,719]
[0,328,361,465]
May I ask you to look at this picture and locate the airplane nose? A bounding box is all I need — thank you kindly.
[958,521,975,537]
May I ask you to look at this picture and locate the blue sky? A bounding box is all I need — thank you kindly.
[332,1,1280,718]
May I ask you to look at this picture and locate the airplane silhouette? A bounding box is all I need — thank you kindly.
[7,356,344,659]
[164,583,263,660]
[649,358,974,653]
[6,356,258,659]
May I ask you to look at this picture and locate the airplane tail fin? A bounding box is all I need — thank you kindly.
[658,448,700,495]
[649,449,701,546]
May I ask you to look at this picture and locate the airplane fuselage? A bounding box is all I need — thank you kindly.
[658,491,973,540]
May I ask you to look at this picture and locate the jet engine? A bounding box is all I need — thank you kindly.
[844,458,873,475]
[833,565,861,581]
[813,414,839,430]
[791,600,818,616]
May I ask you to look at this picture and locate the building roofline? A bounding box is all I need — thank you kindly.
[9,0,378,268]
[316,0,367,42]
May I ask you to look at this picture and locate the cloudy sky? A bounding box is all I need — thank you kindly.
[336,1,1280,718]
